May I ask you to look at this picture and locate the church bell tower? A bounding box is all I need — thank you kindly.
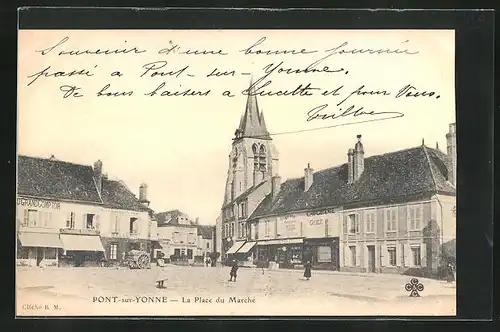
[222,80,280,207]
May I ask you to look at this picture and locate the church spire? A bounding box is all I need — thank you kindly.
[235,79,271,140]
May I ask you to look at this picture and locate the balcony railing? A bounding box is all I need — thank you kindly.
[60,228,100,235]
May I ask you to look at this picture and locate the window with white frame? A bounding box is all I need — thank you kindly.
[265,220,270,236]
[41,211,52,227]
[365,211,376,233]
[385,209,397,232]
[188,232,196,244]
[408,205,423,230]
[25,209,38,227]
[348,214,359,234]
[110,243,118,260]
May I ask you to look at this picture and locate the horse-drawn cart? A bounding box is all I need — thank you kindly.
[125,250,151,269]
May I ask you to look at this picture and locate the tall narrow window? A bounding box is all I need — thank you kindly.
[348,214,358,234]
[409,205,423,230]
[386,209,397,231]
[350,246,357,266]
[27,209,37,227]
[110,243,118,260]
[259,145,267,171]
[365,211,376,233]
[130,217,138,234]
[252,144,258,172]
[411,246,421,266]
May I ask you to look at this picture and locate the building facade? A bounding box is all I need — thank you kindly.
[218,85,456,276]
[155,210,215,263]
[16,156,155,267]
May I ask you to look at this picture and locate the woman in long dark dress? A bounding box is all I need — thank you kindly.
[229,259,239,282]
[304,261,312,280]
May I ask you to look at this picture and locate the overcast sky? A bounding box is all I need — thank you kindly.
[18,30,455,225]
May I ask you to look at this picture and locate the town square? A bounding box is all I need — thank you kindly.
[17,29,457,317]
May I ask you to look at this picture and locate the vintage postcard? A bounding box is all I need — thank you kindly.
[16,29,456,316]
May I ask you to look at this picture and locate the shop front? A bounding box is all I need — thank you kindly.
[59,233,106,267]
[235,241,257,266]
[303,237,340,270]
[17,231,63,267]
[256,238,304,269]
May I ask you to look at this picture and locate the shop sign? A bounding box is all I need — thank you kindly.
[17,197,60,209]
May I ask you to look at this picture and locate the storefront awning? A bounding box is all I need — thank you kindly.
[236,241,256,253]
[226,241,245,254]
[18,232,63,248]
[60,234,104,252]
[256,238,304,246]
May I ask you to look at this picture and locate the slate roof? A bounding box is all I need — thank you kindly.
[155,210,197,227]
[197,225,214,239]
[17,155,148,212]
[17,155,101,203]
[251,146,455,218]
[101,179,150,212]
[222,180,268,208]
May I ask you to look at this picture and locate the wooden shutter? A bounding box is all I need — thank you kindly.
[344,245,349,267]
[420,243,427,267]
[363,245,369,269]
[396,243,402,267]
[95,215,100,230]
[404,244,411,267]
[342,216,347,234]
[23,210,28,226]
[380,244,387,267]
[355,244,361,266]
[82,213,87,229]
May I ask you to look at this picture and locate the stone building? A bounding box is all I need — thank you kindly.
[16,155,155,267]
[155,210,215,263]
[218,83,456,276]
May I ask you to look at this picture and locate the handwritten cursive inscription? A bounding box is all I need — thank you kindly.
[36,37,147,56]
[306,104,404,123]
[27,65,96,86]
[240,37,318,56]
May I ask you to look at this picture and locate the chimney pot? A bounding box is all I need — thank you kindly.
[139,183,150,206]
[304,164,314,191]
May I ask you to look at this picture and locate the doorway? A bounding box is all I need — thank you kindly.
[36,247,44,266]
[367,245,376,272]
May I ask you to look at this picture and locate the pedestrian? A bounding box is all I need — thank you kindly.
[446,262,455,283]
[205,257,210,267]
[228,258,239,282]
[304,260,312,281]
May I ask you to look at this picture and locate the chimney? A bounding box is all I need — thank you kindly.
[436,142,440,150]
[195,217,199,225]
[271,175,281,200]
[93,159,103,194]
[347,149,354,184]
[304,163,314,191]
[139,183,150,207]
[446,123,457,186]
[353,135,365,181]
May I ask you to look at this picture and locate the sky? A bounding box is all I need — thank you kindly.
[17,30,455,225]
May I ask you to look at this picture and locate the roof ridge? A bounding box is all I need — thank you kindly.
[281,146,424,183]
[19,154,92,168]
